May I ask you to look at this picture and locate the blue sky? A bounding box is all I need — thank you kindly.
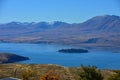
[0,0,120,23]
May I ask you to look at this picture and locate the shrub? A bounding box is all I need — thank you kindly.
[108,70,120,80]
[40,70,60,80]
[22,68,37,80]
[78,65,103,80]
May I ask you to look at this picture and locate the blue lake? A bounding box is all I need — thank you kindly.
[0,43,120,69]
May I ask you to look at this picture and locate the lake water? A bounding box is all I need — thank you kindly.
[0,43,120,69]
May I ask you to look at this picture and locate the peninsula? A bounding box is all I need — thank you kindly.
[0,53,29,63]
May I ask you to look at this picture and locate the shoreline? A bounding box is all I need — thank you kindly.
[0,41,120,52]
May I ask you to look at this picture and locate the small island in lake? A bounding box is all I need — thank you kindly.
[58,48,89,53]
[0,53,29,63]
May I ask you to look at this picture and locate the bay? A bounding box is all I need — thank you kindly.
[0,43,120,69]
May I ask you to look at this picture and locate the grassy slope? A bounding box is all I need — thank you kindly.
[0,64,115,80]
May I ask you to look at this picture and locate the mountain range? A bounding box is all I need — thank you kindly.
[0,15,120,51]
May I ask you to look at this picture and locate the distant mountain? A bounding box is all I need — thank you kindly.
[0,21,69,29]
[77,15,120,32]
[0,21,70,36]
[0,15,119,32]
[0,15,119,51]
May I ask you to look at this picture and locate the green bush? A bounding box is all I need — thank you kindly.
[78,65,103,80]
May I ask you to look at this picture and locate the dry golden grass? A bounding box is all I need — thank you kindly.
[0,64,116,80]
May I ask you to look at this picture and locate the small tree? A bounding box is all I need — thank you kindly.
[108,70,120,80]
[79,65,103,80]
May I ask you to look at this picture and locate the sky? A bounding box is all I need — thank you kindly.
[0,0,120,23]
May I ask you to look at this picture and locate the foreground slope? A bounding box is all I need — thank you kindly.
[0,64,115,80]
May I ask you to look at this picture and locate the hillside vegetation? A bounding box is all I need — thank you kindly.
[0,64,118,80]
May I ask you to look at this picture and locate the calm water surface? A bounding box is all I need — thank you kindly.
[0,43,120,69]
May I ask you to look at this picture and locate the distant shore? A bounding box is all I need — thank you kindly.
[0,41,120,52]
